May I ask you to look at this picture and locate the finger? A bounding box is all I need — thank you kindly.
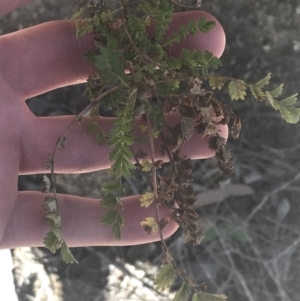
[0,0,34,16]
[0,11,225,99]
[20,113,228,175]
[0,191,178,249]
[0,20,94,99]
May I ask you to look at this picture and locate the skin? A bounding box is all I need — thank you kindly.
[0,1,227,250]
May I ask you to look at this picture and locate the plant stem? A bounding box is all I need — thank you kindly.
[145,103,169,252]
[47,85,119,227]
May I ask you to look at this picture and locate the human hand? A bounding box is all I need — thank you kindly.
[0,1,227,249]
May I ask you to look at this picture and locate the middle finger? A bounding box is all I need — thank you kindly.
[20,113,228,174]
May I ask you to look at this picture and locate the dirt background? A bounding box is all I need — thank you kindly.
[1,0,300,300]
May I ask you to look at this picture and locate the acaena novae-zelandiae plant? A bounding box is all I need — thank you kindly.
[41,1,299,300]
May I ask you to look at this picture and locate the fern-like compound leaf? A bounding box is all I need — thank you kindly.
[45,213,61,228]
[140,217,158,235]
[198,17,216,33]
[266,92,300,123]
[44,231,61,254]
[209,76,225,90]
[153,265,177,291]
[279,93,298,107]
[141,159,153,172]
[155,2,173,43]
[101,180,121,195]
[100,210,118,226]
[173,281,190,301]
[42,196,57,212]
[112,222,121,240]
[270,83,284,98]
[278,102,300,124]
[101,195,118,209]
[187,20,198,35]
[253,73,271,89]
[61,242,78,264]
[228,80,247,100]
[249,84,265,100]
[265,91,280,110]
[249,73,272,100]
[94,47,130,88]
[116,211,125,227]
[140,192,154,208]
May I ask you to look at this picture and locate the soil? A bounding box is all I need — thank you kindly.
[1,0,300,300]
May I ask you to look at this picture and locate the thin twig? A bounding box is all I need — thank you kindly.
[47,86,119,224]
[145,104,171,259]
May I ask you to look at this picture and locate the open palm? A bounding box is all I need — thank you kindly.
[0,1,227,249]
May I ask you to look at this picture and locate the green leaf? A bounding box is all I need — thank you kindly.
[231,228,251,243]
[141,159,153,172]
[150,43,165,60]
[192,292,227,301]
[116,211,125,227]
[76,23,88,37]
[140,217,158,235]
[163,32,181,47]
[107,37,118,50]
[153,265,177,291]
[89,106,98,118]
[94,47,129,88]
[101,195,118,209]
[228,80,247,100]
[61,242,78,264]
[45,213,61,227]
[111,156,136,178]
[209,57,222,70]
[278,103,300,124]
[85,119,98,135]
[179,25,188,39]
[270,83,284,98]
[95,129,106,145]
[198,18,216,33]
[181,49,198,67]
[101,210,117,226]
[168,58,182,70]
[202,228,218,243]
[71,8,86,20]
[42,196,57,213]
[140,192,154,208]
[51,227,62,240]
[173,281,190,301]
[249,84,265,100]
[112,222,122,240]
[109,144,133,160]
[75,20,93,37]
[154,1,172,42]
[209,76,225,90]
[265,91,280,110]
[279,93,298,107]
[267,92,300,123]
[254,73,271,89]
[187,20,198,35]
[101,181,120,195]
[44,231,61,254]
[139,124,148,132]
[249,74,272,100]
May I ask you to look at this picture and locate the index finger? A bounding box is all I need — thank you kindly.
[0,10,226,99]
